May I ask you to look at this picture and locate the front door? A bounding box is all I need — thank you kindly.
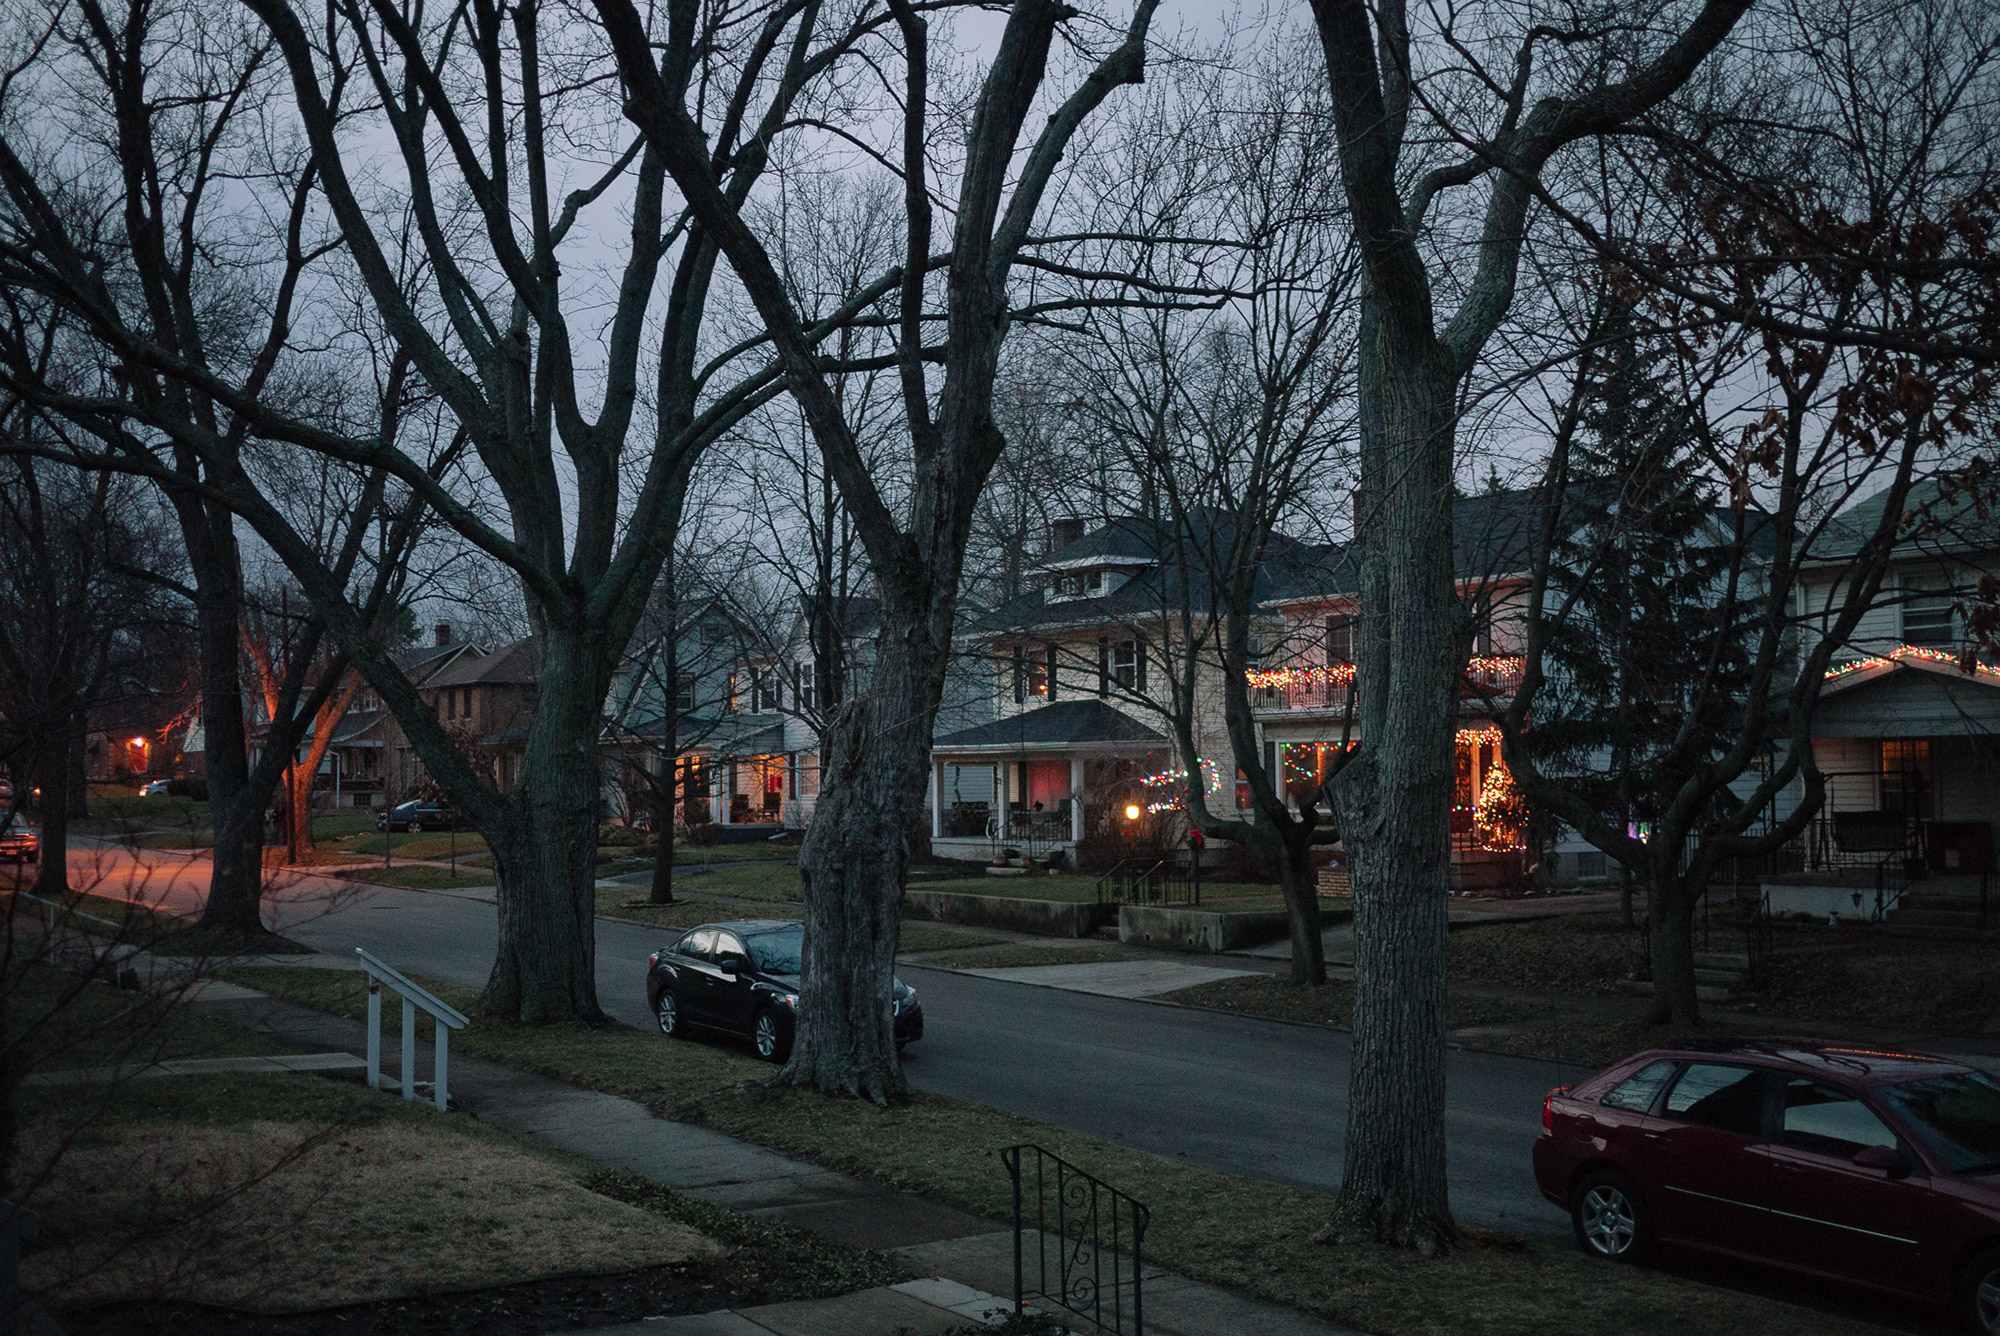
[1649,1063,1775,1254]
[1763,1076,1943,1296]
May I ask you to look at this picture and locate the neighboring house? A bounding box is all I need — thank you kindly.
[326,623,483,808]
[85,678,199,786]
[1249,490,1540,889]
[604,592,993,835]
[934,512,1321,865]
[1769,479,2000,914]
[405,637,540,793]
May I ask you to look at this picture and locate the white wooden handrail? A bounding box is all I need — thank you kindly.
[356,948,468,1111]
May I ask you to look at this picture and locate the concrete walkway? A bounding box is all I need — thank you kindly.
[195,986,1362,1336]
[960,958,1258,999]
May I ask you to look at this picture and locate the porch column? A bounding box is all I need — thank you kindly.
[930,758,945,839]
[1070,756,1085,842]
[994,762,1009,839]
[718,760,733,825]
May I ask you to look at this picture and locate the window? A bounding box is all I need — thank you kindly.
[712,932,751,971]
[676,928,716,960]
[725,673,740,713]
[1085,570,1103,593]
[1879,1071,2000,1173]
[754,668,782,713]
[1779,1079,1898,1159]
[700,620,727,645]
[1664,1064,1768,1137]
[1601,1060,1679,1114]
[1111,639,1139,691]
[444,690,455,720]
[1902,576,1955,646]
[1326,615,1354,666]
[796,662,815,711]
[1054,574,1082,598]
[462,687,474,719]
[797,752,820,797]
[675,674,696,713]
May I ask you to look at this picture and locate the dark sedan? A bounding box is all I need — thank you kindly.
[1536,1040,2000,1332]
[645,919,923,1063]
[376,800,459,833]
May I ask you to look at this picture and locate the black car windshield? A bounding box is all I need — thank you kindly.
[1878,1071,2000,1172]
[744,929,803,975]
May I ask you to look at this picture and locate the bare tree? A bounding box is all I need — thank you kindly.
[598,0,1187,1099]
[1301,0,1753,1249]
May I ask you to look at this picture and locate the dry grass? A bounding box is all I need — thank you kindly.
[1162,973,1543,1033]
[12,963,290,1073]
[226,966,1894,1336]
[914,943,1148,970]
[1448,913,1644,994]
[23,1076,713,1316]
[337,864,496,890]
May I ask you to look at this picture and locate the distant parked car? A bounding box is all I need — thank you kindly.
[1536,1040,2000,1333]
[646,919,922,1063]
[0,814,39,864]
[139,779,172,797]
[376,800,459,833]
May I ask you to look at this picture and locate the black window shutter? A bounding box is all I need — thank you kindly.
[1012,646,1026,704]
[1046,643,1059,700]
[1136,636,1149,692]
[1097,639,1109,696]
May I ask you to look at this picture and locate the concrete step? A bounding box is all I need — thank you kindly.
[1900,893,1984,910]
[1695,952,1751,970]
[1619,979,1736,1003]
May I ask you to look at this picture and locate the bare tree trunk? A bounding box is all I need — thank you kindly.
[67,708,89,816]
[478,642,606,1025]
[649,790,677,905]
[32,722,70,898]
[784,621,940,1101]
[1325,321,1460,1252]
[1276,839,1327,986]
[1646,878,1700,1027]
[194,567,266,936]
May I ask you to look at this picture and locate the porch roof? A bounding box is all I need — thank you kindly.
[934,700,1166,755]
[1816,649,2000,736]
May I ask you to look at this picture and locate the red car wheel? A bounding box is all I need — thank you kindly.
[1571,1169,1651,1263]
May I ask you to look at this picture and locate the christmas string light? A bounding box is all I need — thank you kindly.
[1245,663,1356,689]
[1825,644,2000,683]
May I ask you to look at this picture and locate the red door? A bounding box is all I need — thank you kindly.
[1762,1077,1946,1296]
[1647,1063,1776,1253]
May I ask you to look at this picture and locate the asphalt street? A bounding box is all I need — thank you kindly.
[67,839,1581,1242]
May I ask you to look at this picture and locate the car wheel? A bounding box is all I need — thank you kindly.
[654,990,681,1038]
[752,1008,789,1063]
[1571,1169,1649,1263]
[1959,1247,2000,1334]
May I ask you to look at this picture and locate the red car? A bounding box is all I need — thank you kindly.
[1535,1041,2000,1332]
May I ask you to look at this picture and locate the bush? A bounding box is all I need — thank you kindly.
[597,824,643,847]
[681,822,719,847]
[166,778,209,801]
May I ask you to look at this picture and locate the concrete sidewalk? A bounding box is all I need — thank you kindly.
[197,987,1362,1336]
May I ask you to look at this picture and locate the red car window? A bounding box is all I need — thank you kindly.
[1601,1060,1678,1113]
[1664,1063,1767,1137]
[1778,1079,1897,1158]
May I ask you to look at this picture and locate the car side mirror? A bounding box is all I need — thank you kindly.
[1853,1144,1906,1176]
[717,958,742,975]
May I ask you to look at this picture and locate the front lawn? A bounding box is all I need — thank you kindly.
[1162,972,1544,1034]
[224,965,1889,1336]
[13,963,291,1073]
[339,829,491,859]
[336,864,496,891]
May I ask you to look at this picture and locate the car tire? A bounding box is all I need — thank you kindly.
[654,989,681,1038]
[1571,1169,1650,1263]
[1958,1247,2000,1335]
[752,1007,790,1063]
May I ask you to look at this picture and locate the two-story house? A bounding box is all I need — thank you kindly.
[1771,477,2000,913]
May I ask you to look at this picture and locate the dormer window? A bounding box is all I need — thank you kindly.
[1085,570,1103,593]
[1054,574,1082,598]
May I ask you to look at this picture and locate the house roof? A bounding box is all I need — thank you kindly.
[934,700,1167,753]
[396,639,481,683]
[1814,648,2000,736]
[428,638,538,689]
[1813,473,1999,561]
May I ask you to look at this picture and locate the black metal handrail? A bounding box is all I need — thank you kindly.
[1094,858,1199,907]
[1002,1144,1149,1336]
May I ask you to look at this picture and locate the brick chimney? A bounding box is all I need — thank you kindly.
[1047,517,1085,553]
[435,622,452,647]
